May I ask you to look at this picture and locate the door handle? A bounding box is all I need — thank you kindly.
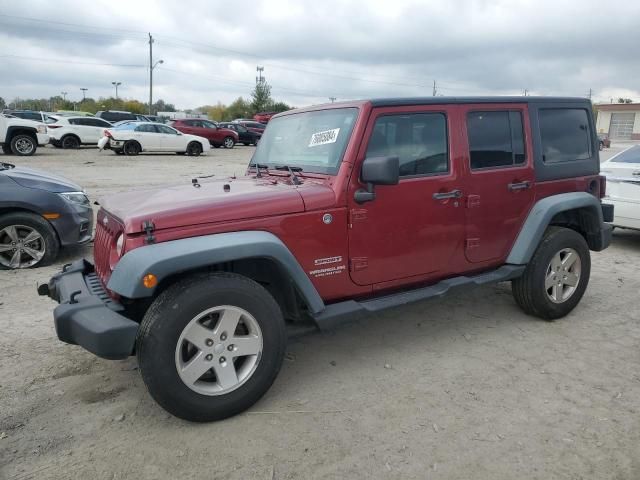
[432,189,462,200]
[508,181,531,191]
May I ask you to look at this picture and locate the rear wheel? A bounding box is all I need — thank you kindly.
[186,142,203,157]
[10,134,37,156]
[61,135,80,149]
[223,137,235,149]
[123,141,141,156]
[512,227,590,320]
[0,212,59,269]
[136,273,287,422]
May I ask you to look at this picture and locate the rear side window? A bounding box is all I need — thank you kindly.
[367,113,448,177]
[539,109,592,163]
[467,111,525,169]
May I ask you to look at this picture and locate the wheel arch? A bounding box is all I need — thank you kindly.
[107,231,325,316]
[507,192,606,265]
[6,126,38,143]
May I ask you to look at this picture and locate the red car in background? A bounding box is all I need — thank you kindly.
[253,111,277,123]
[170,119,239,148]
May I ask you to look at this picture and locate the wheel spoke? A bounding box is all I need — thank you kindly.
[214,309,242,336]
[183,322,214,350]
[0,243,13,253]
[3,226,19,243]
[22,246,44,261]
[213,361,239,389]
[550,253,562,272]
[179,352,213,385]
[9,250,22,268]
[22,230,42,244]
[545,271,556,290]
[562,251,578,269]
[231,335,261,357]
[564,272,579,287]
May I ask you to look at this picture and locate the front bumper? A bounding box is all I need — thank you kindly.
[38,259,138,360]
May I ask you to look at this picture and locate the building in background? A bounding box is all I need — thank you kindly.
[595,103,640,140]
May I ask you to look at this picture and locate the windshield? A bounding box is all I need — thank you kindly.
[251,107,358,174]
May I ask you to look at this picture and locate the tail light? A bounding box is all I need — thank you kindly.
[598,174,606,198]
[47,125,63,129]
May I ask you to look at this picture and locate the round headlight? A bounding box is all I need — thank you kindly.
[116,234,124,256]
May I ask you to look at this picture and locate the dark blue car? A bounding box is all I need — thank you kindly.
[0,162,93,269]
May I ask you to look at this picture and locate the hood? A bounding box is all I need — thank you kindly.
[2,165,82,193]
[101,176,309,234]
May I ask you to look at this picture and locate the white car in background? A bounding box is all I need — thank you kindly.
[601,145,640,230]
[98,122,210,156]
[49,116,113,148]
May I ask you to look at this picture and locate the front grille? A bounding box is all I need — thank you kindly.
[94,210,122,287]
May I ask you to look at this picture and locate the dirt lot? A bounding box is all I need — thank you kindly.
[1,144,639,480]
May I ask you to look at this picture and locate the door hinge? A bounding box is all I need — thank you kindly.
[349,208,368,228]
[350,257,368,272]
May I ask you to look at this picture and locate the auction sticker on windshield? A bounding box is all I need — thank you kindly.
[309,128,340,147]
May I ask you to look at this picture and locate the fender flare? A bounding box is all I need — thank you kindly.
[6,125,38,142]
[506,192,604,265]
[107,230,325,314]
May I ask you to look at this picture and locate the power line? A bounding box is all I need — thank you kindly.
[0,13,146,34]
[0,54,145,67]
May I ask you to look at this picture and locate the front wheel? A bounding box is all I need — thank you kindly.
[10,134,37,156]
[512,227,590,320]
[136,273,287,422]
[223,136,235,149]
[0,212,59,269]
[123,141,141,156]
[186,141,203,156]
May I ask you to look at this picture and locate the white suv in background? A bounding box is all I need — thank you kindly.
[48,116,113,148]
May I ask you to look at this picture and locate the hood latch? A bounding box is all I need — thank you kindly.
[142,220,156,245]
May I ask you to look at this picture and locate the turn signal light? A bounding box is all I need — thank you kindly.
[42,213,60,219]
[142,274,158,289]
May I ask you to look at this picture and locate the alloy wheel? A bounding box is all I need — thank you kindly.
[545,247,581,304]
[174,305,263,396]
[0,225,46,268]
[14,138,34,155]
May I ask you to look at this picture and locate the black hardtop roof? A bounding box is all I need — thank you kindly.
[369,96,589,107]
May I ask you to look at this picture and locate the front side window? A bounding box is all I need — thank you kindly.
[366,113,448,177]
[539,108,592,163]
[251,107,358,174]
[467,111,525,169]
[156,124,178,135]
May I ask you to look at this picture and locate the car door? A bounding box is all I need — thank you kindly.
[347,106,466,286]
[67,118,88,142]
[156,124,185,151]
[87,118,112,143]
[459,105,535,264]
[133,124,161,150]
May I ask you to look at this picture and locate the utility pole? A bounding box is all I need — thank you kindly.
[61,91,68,101]
[588,88,593,100]
[80,88,88,100]
[523,89,529,96]
[112,81,121,99]
[148,33,164,115]
[256,66,265,84]
[329,97,337,103]
[432,80,437,96]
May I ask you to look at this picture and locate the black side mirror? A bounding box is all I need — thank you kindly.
[354,156,399,203]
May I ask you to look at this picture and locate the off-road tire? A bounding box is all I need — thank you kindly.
[10,134,37,156]
[0,212,59,269]
[186,141,203,157]
[136,272,287,422]
[61,135,81,149]
[512,226,590,320]
[123,141,141,156]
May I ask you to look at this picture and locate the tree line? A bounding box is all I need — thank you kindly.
[1,81,291,120]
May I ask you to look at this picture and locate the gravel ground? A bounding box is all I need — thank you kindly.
[1,144,639,480]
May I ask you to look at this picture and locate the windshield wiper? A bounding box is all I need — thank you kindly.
[0,162,15,170]
[248,160,269,178]
[274,165,302,185]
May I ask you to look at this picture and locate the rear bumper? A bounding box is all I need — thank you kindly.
[38,259,138,360]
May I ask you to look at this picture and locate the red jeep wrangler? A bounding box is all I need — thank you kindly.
[40,97,613,422]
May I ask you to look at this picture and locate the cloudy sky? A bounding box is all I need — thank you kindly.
[1,0,639,109]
